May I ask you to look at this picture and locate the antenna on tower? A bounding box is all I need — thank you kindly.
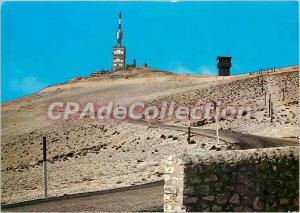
[116,12,122,46]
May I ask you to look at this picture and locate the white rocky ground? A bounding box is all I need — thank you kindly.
[1,66,299,204]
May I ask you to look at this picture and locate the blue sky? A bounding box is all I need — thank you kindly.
[1,1,299,102]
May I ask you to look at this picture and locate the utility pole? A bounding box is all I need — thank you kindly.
[43,136,48,198]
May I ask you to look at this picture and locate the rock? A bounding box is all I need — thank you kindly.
[195,185,209,195]
[216,146,222,151]
[184,186,194,194]
[271,202,277,208]
[202,195,215,201]
[279,198,289,205]
[234,206,243,211]
[229,193,240,204]
[190,177,202,184]
[184,197,198,204]
[204,174,218,182]
[243,207,253,212]
[29,161,36,166]
[160,134,166,139]
[216,193,228,204]
[253,197,263,210]
[212,204,222,212]
[293,197,299,206]
[190,140,196,144]
[164,194,174,203]
[210,145,217,150]
[214,183,223,192]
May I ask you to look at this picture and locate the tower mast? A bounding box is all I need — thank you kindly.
[116,12,122,46]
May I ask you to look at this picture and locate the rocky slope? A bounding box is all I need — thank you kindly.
[1,66,299,204]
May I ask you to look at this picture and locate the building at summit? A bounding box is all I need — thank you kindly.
[217,56,232,76]
[112,13,126,71]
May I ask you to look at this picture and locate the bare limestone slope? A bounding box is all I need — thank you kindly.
[1,66,299,204]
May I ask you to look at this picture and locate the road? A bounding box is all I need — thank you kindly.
[149,122,299,149]
[2,181,164,212]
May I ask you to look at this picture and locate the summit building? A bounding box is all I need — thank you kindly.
[112,13,126,71]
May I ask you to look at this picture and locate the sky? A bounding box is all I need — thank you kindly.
[1,1,299,103]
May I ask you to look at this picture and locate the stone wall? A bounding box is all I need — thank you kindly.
[164,146,299,212]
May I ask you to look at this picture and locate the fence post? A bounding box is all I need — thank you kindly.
[216,117,220,145]
[261,72,264,93]
[270,102,273,123]
[43,136,48,198]
[187,110,191,144]
[213,101,220,145]
[283,81,287,101]
[269,94,272,117]
[187,126,191,144]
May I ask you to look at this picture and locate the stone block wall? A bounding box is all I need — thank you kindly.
[164,146,299,212]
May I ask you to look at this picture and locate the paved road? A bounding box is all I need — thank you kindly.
[2,181,164,212]
[150,123,299,149]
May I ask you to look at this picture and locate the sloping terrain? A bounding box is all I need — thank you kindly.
[1,66,299,205]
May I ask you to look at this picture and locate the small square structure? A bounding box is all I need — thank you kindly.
[217,56,232,76]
